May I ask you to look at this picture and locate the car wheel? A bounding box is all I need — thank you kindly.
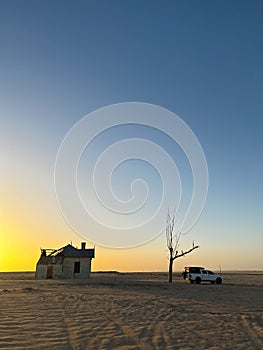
[190,279,194,284]
[216,277,222,284]
[195,277,201,284]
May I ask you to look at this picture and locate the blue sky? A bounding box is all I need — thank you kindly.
[1,0,262,271]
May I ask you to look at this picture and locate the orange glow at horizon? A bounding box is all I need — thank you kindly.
[1,193,262,273]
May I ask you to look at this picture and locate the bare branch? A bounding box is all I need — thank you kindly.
[171,245,199,261]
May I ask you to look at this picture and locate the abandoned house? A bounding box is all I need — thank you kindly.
[35,242,95,279]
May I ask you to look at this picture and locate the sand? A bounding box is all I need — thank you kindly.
[0,271,262,349]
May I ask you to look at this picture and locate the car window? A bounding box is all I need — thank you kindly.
[207,270,214,274]
[202,270,207,274]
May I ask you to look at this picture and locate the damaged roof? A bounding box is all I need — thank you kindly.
[37,243,95,265]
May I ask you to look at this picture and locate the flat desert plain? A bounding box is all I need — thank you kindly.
[0,272,262,350]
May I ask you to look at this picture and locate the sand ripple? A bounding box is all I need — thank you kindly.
[0,272,262,349]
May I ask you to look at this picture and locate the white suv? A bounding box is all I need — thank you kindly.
[182,266,223,284]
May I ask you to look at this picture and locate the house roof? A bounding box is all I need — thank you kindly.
[37,255,64,265]
[62,244,95,258]
[37,243,95,265]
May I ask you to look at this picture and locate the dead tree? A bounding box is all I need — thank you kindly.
[166,210,199,283]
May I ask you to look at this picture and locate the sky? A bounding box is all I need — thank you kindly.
[1,0,262,272]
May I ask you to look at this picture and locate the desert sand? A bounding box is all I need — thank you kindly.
[0,271,262,350]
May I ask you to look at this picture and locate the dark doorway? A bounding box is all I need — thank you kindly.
[47,266,53,279]
[74,261,80,273]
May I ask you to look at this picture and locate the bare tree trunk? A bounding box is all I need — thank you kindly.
[168,255,173,283]
[166,210,199,283]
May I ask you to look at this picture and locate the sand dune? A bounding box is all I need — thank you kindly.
[0,272,262,349]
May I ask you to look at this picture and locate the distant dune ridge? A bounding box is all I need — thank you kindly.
[0,272,262,349]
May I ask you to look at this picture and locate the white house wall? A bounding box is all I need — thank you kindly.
[36,257,92,279]
[62,258,91,279]
[35,264,63,279]
[35,265,47,279]
[53,265,63,279]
